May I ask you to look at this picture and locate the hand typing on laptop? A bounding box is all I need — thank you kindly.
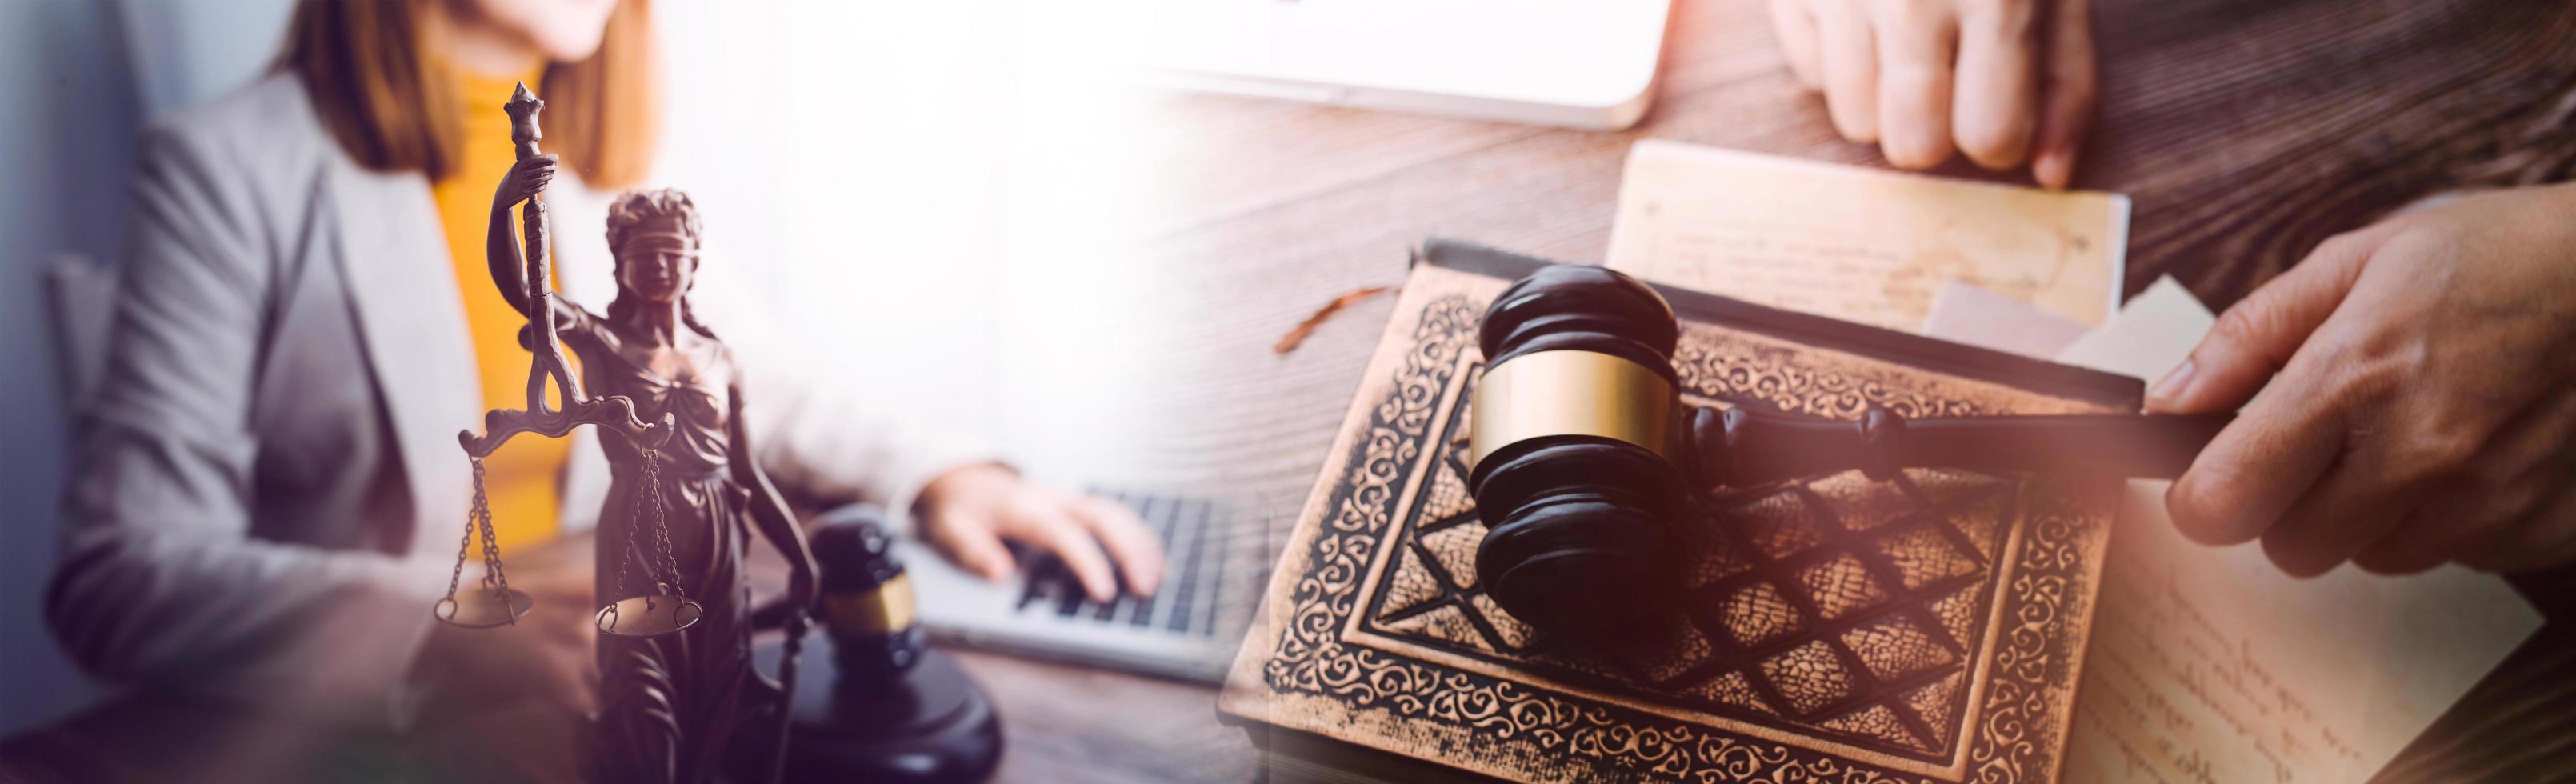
[914,464,1167,602]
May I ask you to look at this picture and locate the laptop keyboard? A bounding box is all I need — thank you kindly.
[1013,490,1238,638]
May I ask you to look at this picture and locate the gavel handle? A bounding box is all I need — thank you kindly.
[1691,406,2234,488]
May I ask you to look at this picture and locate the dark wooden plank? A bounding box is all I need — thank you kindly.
[2090,0,2576,306]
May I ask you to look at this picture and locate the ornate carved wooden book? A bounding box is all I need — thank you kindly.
[1219,240,2142,783]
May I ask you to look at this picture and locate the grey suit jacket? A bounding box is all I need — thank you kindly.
[48,73,990,725]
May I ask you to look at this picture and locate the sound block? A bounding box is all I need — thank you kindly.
[752,638,1003,784]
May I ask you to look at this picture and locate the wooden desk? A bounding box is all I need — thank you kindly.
[959,0,2576,782]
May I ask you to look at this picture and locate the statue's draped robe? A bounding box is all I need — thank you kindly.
[563,306,767,784]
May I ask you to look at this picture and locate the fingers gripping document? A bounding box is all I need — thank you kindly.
[1604,140,2129,331]
[2042,281,2543,784]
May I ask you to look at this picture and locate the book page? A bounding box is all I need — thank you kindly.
[1604,140,2127,330]
[2042,282,2544,784]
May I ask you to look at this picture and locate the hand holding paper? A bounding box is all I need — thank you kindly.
[2034,275,2542,784]
[2146,183,2576,576]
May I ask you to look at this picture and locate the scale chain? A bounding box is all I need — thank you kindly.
[616,449,647,602]
[643,449,686,598]
[474,460,511,596]
[444,458,486,604]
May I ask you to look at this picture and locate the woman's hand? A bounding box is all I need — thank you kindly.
[492,153,559,210]
[1766,0,2098,187]
[914,464,1166,602]
[2148,184,2576,576]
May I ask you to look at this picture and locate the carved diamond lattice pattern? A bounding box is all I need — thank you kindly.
[1364,390,2014,761]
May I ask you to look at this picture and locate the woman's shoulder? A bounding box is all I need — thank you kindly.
[138,72,338,183]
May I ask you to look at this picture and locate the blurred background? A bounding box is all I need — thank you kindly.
[0,0,1190,736]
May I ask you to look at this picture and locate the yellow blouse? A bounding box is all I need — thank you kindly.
[432,66,570,553]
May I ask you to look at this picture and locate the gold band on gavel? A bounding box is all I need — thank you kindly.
[1469,350,1682,471]
[822,572,918,635]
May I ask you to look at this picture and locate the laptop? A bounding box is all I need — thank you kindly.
[1102,0,1674,130]
[894,489,1272,683]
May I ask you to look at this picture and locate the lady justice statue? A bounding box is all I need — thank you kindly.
[438,82,821,784]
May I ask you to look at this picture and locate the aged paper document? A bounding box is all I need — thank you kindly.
[1604,140,2127,331]
[2044,281,2544,784]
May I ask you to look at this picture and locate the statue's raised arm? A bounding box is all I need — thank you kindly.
[485,82,554,322]
[455,82,664,458]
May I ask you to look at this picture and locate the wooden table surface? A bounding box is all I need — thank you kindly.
[951,0,2576,782]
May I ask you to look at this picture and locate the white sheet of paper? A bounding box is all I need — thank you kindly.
[1918,280,2090,359]
[1603,140,2128,331]
[2051,280,2542,784]
[2051,276,2212,381]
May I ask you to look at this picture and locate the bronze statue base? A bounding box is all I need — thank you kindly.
[754,636,1002,784]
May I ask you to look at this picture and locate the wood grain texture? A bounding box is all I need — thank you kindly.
[954,0,2576,781]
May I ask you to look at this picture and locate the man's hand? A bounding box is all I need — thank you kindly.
[914,465,1166,602]
[1766,0,2098,187]
[2148,184,2576,576]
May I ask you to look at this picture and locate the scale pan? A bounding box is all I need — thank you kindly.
[435,588,535,628]
[596,594,704,638]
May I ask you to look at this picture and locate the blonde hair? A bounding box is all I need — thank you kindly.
[278,0,661,189]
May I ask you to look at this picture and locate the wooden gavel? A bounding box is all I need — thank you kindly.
[1464,265,2230,635]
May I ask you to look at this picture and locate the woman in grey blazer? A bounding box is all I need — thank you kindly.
[49,0,1162,730]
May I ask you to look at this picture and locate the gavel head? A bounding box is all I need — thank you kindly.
[808,508,927,683]
[1468,265,1691,636]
